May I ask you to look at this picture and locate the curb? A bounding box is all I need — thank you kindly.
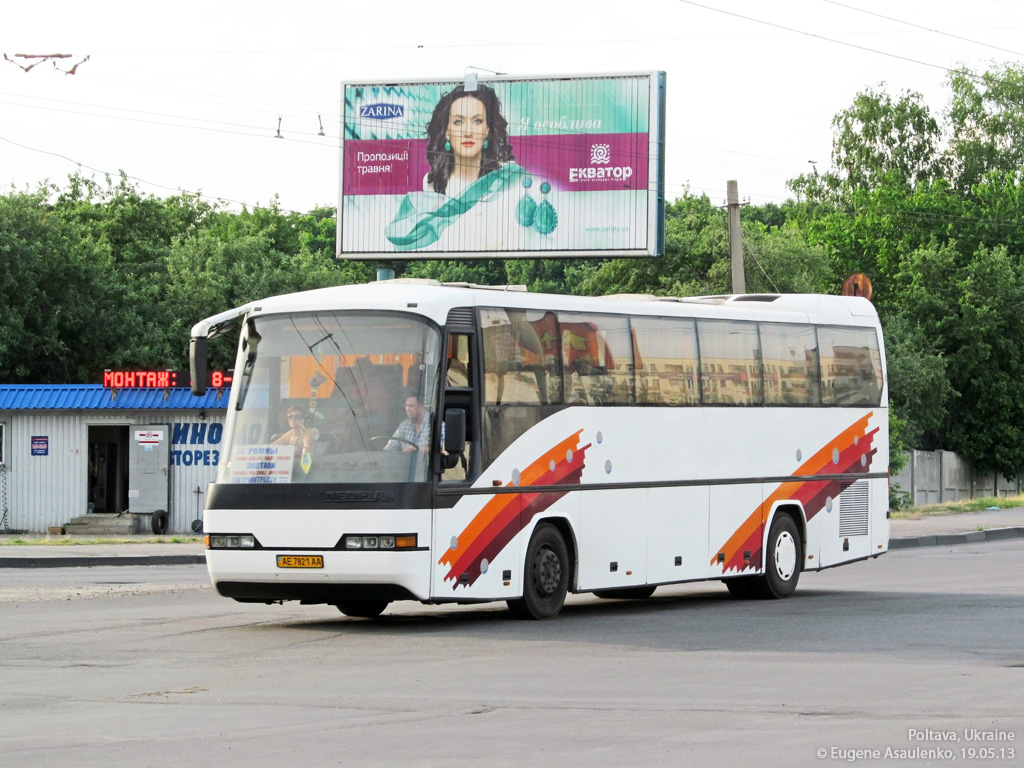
[0,554,206,569]
[887,526,1024,550]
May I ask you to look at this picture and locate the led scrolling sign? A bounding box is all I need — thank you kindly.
[102,369,232,389]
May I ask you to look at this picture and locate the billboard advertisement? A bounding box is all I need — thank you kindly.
[337,72,665,260]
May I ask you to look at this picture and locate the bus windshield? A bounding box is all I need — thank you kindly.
[218,311,441,485]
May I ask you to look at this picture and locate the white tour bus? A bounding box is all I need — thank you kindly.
[189,280,888,620]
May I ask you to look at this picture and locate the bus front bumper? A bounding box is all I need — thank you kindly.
[205,548,434,604]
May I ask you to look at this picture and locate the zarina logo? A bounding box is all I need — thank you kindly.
[359,103,404,120]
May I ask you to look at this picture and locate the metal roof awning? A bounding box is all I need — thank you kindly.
[0,385,229,410]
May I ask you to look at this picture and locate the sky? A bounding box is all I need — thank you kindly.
[3,0,1024,214]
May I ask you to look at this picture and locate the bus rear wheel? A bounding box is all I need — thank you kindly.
[759,514,802,598]
[507,523,569,620]
[725,515,802,599]
[335,600,389,618]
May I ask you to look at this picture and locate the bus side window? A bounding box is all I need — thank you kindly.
[760,323,819,406]
[697,319,762,406]
[558,312,634,406]
[447,334,471,387]
[631,316,699,406]
[481,309,549,406]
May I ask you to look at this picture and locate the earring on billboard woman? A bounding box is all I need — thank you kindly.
[484,138,489,149]
[533,181,558,235]
[444,139,452,152]
[516,176,537,227]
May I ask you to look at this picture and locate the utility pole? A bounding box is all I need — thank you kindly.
[727,180,746,294]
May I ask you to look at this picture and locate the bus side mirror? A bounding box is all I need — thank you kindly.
[190,336,208,396]
[444,409,466,454]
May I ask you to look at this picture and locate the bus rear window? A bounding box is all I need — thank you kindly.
[818,327,883,406]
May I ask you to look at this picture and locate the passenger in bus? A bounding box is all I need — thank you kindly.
[384,394,430,452]
[271,407,319,450]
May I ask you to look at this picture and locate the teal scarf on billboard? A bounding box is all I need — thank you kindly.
[385,163,522,251]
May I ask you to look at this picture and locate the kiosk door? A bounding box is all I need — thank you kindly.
[129,426,171,534]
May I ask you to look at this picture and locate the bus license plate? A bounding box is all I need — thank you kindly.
[276,555,324,569]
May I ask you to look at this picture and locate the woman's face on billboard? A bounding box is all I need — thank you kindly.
[446,95,489,161]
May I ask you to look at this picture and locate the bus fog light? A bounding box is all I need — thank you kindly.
[344,537,362,550]
[379,536,396,549]
[361,536,378,549]
[208,534,258,550]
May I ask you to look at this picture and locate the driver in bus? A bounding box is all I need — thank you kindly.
[384,393,430,452]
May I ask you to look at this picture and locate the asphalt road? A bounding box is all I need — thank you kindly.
[1,541,1021,768]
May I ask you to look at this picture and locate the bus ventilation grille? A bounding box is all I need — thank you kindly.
[838,480,870,537]
[446,307,476,329]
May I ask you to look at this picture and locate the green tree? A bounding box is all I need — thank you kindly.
[879,311,950,452]
[947,64,1024,193]
[0,186,118,382]
[791,86,943,206]
[579,194,727,296]
[52,173,216,370]
[889,238,1024,477]
[942,245,1024,477]
[165,229,366,370]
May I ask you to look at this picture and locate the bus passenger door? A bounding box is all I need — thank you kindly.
[439,331,475,483]
[432,326,512,600]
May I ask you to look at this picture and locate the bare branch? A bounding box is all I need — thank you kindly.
[3,52,89,75]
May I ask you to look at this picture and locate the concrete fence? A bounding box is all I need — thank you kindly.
[890,449,1024,507]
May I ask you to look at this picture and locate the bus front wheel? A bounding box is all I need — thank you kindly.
[507,523,569,620]
[335,600,389,618]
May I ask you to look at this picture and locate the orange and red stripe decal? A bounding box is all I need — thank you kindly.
[713,413,879,573]
[440,430,590,589]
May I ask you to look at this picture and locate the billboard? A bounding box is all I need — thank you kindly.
[337,72,666,260]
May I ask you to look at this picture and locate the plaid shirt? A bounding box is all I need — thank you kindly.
[385,415,430,451]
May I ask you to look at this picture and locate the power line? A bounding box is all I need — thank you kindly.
[0,96,337,145]
[822,0,1024,59]
[675,0,987,79]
